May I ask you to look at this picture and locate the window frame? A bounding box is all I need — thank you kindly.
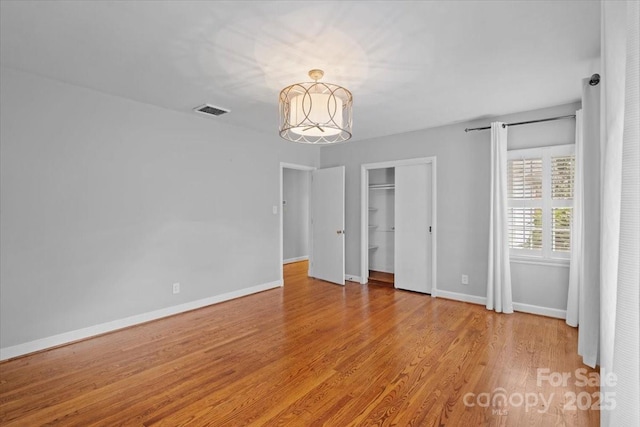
[507,144,575,266]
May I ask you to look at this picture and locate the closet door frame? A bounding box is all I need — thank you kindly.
[360,157,437,296]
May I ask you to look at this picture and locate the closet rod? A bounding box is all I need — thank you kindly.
[464,114,576,133]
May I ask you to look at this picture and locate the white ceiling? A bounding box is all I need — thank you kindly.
[0,0,600,142]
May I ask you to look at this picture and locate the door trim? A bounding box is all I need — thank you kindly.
[280,163,316,284]
[360,157,437,297]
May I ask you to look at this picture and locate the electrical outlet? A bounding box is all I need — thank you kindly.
[172,282,180,294]
[461,275,469,285]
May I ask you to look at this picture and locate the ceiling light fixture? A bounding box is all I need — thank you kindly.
[279,69,353,144]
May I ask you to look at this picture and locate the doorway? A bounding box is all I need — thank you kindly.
[360,157,437,295]
[282,168,311,264]
[280,163,346,287]
[280,163,314,284]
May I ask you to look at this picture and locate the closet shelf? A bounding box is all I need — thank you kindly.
[369,183,395,190]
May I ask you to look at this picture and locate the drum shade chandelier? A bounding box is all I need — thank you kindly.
[279,69,353,144]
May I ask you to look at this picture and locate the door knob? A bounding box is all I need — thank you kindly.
[336,230,345,234]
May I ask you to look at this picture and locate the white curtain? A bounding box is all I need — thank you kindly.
[486,122,513,314]
[566,78,601,369]
[601,1,639,426]
[566,109,583,328]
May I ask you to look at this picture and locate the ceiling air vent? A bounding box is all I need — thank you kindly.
[194,104,230,117]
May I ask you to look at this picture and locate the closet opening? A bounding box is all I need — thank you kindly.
[367,167,395,287]
[360,157,437,295]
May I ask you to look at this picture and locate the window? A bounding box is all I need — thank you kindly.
[507,145,575,262]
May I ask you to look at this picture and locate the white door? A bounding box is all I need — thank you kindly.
[395,163,432,293]
[310,166,345,285]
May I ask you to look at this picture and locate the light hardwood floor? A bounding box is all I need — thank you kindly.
[0,261,598,426]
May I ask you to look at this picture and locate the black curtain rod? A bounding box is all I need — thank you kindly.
[464,114,576,133]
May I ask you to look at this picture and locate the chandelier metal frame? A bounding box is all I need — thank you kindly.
[278,69,353,144]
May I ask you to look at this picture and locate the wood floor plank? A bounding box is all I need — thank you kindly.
[0,261,599,426]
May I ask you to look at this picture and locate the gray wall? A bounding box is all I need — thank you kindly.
[283,168,309,261]
[0,67,318,349]
[320,102,579,311]
[0,65,579,351]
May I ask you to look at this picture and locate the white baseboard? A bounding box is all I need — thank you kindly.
[434,290,566,319]
[345,274,362,283]
[435,290,487,306]
[0,280,283,361]
[283,256,309,264]
[512,302,566,319]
